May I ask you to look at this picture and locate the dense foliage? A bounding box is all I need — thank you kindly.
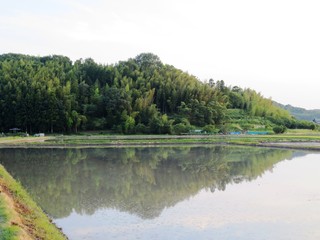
[0,53,314,134]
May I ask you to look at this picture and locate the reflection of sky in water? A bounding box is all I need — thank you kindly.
[55,153,320,240]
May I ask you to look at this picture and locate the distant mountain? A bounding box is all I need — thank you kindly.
[274,102,320,121]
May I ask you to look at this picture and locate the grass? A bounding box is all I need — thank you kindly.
[46,132,320,143]
[0,197,19,240]
[0,137,20,142]
[1,132,320,150]
[0,165,66,240]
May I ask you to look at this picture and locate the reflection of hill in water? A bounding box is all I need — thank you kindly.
[0,146,297,219]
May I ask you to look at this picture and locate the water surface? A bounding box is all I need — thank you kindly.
[0,146,319,239]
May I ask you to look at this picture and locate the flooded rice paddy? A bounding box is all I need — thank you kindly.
[0,146,319,239]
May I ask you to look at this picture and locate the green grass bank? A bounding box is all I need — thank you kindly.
[0,165,66,240]
[2,130,320,151]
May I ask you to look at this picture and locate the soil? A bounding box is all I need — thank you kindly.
[0,183,33,240]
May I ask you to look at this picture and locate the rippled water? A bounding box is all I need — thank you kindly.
[0,146,320,239]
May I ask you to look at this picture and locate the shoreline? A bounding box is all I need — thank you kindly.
[0,165,67,240]
[1,140,320,152]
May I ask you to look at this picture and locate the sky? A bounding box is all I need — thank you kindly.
[1,0,320,109]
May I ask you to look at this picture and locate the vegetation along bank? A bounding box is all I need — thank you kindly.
[0,165,66,240]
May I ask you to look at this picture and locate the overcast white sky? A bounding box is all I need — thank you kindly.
[1,0,320,109]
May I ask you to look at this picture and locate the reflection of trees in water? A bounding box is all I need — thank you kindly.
[0,146,296,219]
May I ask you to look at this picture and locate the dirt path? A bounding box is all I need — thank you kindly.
[0,137,50,144]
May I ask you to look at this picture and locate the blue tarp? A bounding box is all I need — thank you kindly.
[229,132,241,135]
[246,131,269,135]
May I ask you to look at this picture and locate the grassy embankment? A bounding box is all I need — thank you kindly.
[1,129,320,150]
[0,165,66,240]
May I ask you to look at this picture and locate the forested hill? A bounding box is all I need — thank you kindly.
[0,53,312,134]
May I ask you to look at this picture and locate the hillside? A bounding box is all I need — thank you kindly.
[274,102,320,122]
[0,53,315,134]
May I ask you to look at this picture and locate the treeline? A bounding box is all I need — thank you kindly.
[0,53,314,134]
[226,86,316,130]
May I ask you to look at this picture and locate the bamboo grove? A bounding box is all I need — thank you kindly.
[0,53,314,134]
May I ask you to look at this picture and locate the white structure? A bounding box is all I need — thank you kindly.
[34,133,45,137]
